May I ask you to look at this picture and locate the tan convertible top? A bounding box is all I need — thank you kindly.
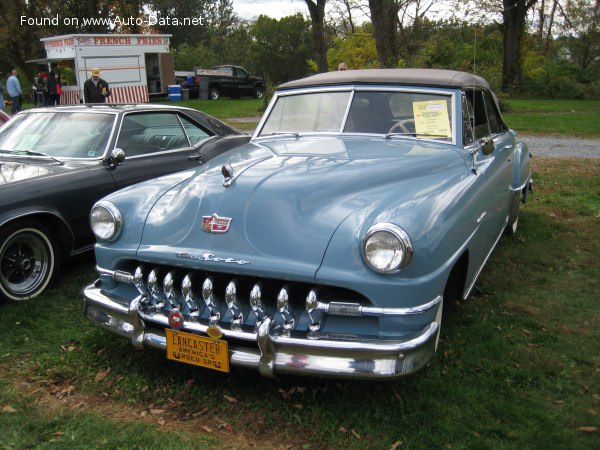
[278,69,492,91]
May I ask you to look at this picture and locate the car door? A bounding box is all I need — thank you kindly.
[465,89,514,252]
[461,89,514,291]
[109,111,211,189]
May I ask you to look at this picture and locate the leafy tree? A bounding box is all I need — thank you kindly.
[326,24,379,69]
[247,14,313,84]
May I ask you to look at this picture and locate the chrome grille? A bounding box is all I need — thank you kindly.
[120,263,371,336]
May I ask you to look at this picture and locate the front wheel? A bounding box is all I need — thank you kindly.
[254,87,264,99]
[209,87,220,100]
[0,221,60,301]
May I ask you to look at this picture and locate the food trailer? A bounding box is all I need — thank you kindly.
[28,34,175,104]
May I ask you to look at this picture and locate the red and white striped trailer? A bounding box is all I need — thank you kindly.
[30,34,175,105]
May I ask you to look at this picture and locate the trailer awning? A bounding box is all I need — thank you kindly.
[26,57,74,64]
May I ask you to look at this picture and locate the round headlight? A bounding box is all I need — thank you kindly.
[362,223,413,274]
[90,201,122,241]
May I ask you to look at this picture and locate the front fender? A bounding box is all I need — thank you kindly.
[93,169,196,270]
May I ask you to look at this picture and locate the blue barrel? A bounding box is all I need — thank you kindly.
[168,85,181,101]
[186,75,193,84]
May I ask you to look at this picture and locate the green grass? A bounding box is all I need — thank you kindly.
[0,158,598,449]
[503,99,600,113]
[502,99,600,137]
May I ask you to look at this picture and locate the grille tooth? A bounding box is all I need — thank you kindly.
[181,274,201,317]
[249,282,268,330]
[202,277,220,325]
[225,280,243,330]
[133,266,147,297]
[147,269,164,307]
[276,286,295,336]
[163,271,179,310]
[306,289,322,337]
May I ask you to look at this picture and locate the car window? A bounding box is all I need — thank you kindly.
[462,94,475,145]
[260,92,351,135]
[179,115,211,146]
[483,91,505,135]
[116,112,190,156]
[0,112,114,158]
[345,91,453,139]
[464,89,490,140]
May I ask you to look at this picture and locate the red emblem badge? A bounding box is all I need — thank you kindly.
[168,310,184,329]
[202,214,232,234]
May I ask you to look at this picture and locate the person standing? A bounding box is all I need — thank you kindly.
[83,68,110,103]
[46,70,60,106]
[6,69,22,114]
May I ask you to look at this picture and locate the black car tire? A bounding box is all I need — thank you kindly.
[0,220,61,301]
[209,87,220,100]
[254,87,264,99]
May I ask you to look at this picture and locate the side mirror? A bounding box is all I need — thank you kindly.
[109,148,126,167]
[480,137,495,155]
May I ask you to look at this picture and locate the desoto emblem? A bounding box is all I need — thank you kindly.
[202,214,232,233]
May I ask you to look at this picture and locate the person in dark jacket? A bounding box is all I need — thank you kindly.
[46,71,61,106]
[83,68,110,103]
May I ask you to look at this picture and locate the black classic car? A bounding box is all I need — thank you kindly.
[0,104,249,301]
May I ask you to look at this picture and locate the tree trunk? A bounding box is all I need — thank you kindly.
[369,0,400,68]
[305,0,329,73]
[501,0,537,93]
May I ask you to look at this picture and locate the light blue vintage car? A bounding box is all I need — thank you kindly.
[83,69,532,379]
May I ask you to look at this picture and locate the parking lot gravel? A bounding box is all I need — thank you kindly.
[518,134,600,158]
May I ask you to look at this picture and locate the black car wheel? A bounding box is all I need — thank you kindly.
[254,87,264,99]
[0,221,60,301]
[209,87,220,100]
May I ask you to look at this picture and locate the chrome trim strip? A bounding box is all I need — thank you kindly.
[510,173,532,193]
[316,295,442,317]
[95,265,441,318]
[463,218,508,300]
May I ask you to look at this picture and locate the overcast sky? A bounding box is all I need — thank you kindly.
[232,0,307,20]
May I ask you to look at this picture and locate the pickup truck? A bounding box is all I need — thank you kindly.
[196,65,265,100]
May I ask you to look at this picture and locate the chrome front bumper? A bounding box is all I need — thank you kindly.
[83,280,441,379]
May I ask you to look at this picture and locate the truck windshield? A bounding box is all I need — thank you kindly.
[0,112,115,159]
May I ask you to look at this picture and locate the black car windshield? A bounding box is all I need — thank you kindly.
[0,112,115,159]
[258,90,454,142]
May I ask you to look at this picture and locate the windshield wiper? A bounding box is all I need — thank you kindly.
[4,150,65,165]
[385,132,450,140]
[259,132,301,139]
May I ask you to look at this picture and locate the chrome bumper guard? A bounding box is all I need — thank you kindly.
[83,280,441,379]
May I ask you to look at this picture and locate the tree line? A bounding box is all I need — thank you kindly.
[1,0,598,99]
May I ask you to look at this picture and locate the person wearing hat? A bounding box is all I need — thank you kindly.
[83,68,110,103]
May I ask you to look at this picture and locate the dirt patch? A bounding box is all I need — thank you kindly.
[2,368,302,450]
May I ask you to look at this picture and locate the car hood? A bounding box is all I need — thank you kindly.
[138,137,465,279]
[0,158,85,186]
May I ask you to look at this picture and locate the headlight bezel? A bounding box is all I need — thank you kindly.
[362,223,413,274]
[90,200,123,242]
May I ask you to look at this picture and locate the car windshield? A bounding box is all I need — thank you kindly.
[0,111,115,159]
[258,90,454,142]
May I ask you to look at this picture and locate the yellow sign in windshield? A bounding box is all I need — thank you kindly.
[413,100,452,138]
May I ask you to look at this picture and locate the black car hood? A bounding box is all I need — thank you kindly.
[0,158,85,186]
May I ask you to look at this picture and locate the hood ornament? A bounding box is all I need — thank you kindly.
[222,164,234,186]
[202,213,232,233]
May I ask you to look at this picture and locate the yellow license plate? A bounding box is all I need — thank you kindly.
[165,328,230,373]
